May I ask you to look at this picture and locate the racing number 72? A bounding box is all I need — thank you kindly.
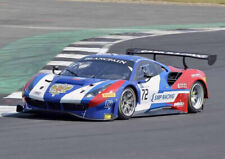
[142,89,149,100]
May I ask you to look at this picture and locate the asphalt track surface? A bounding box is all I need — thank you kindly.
[1,31,225,159]
[1,0,225,47]
[1,1,225,159]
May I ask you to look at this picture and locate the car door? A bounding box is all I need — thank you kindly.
[134,61,161,114]
[149,63,175,109]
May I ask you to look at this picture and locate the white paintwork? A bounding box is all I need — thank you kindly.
[134,75,189,114]
[29,74,55,101]
[60,81,104,103]
[151,90,189,104]
[134,75,161,114]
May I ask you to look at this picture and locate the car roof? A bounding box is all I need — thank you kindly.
[82,54,170,71]
[85,54,152,62]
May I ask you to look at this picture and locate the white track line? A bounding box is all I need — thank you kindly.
[56,54,88,59]
[0,106,17,117]
[201,27,225,31]
[4,91,22,99]
[100,35,139,40]
[63,47,108,53]
[142,28,225,35]
[142,30,184,35]
[73,41,113,45]
[47,61,73,66]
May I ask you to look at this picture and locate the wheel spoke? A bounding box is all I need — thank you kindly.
[127,99,134,104]
[120,88,136,117]
[191,97,196,104]
[190,83,204,110]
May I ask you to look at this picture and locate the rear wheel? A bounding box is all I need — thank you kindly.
[188,82,205,113]
[118,87,136,120]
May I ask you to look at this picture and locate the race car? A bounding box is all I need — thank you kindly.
[17,48,217,120]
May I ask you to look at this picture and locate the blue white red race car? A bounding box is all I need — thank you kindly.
[17,48,217,120]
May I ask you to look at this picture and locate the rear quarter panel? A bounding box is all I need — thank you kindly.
[172,69,209,98]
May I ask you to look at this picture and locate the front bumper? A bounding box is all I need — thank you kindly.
[22,97,117,120]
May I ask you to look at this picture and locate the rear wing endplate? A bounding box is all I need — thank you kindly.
[126,48,217,69]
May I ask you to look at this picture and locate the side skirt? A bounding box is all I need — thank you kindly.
[133,107,187,118]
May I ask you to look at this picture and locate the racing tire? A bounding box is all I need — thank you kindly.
[188,81,205,113]
[118,87,136,120]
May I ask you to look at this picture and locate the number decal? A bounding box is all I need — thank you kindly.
[142,89,149,100]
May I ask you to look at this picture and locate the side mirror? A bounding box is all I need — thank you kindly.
[52,66,59,74]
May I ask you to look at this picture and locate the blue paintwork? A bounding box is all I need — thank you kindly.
[23,54,181,120]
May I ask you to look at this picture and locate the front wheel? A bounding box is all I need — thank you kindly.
[188,82,205,113]
[118,87,136,120]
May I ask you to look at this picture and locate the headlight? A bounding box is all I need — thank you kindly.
[24,74,39,93]
[85,84,111,98]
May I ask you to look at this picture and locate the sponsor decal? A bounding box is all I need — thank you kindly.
[102,92,116,98]
[49,84,73,96]
[177,83,187,89]
[104,114,112,120]
[105,100,114,109]
[174,102,184,107]
[192,74,201,77]
[151,92,177,103]
[84,57,127,64]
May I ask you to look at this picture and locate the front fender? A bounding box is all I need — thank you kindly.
[113,81,140,118]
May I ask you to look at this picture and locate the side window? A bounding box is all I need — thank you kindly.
[154,63,164,74]
[135,61,157,81]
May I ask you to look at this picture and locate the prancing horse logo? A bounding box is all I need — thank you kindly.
[49,84,73,96]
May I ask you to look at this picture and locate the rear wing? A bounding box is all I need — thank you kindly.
[126,48,217,69]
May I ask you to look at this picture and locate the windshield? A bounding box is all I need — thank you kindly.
[60,57,134,80]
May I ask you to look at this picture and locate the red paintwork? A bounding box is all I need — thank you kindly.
[168,66,209,113]
[88,80,125,108]
[24,73,40,91]
[170,93,189,112]
[168,66,182,72]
